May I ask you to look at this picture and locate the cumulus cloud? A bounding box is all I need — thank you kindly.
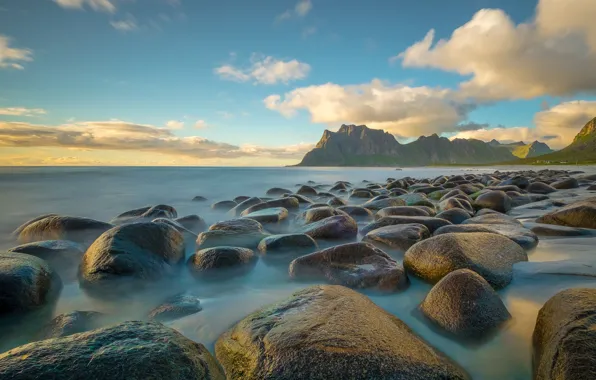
[53,0,116,13]
[0,120,312,161]
[215,55,311,85]
[194,120,208,129]
[0,35,33,70]
[0,107,46,116]
[276,0,312,22]
[450,100,596,149]
[397,0,596,100]
[165,120,184,129]
[264,79,476,137]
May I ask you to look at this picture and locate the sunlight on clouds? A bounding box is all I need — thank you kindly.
[264,79,474,137]
[165,120,184,129]
[0,35,33,70]
[215,55,310,85]
[397,0,596,100]
[194,120,208,129]
[0,107,46,116]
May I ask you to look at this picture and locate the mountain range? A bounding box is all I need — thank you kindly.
[296,124,555,167]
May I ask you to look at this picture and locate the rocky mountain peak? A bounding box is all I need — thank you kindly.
[573,117,596,143]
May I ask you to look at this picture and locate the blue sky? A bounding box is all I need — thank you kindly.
[1,0,595,165]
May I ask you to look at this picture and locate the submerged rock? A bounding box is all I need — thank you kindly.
[215,285,469,380]
[192,195,208,202]
[40,310,106,339]
[363,223,430,251]
[175,215,207,233]
[0,252,60,315]
[536,197,596,229]
[7,240,84,281]
[211,200,237,211]
[533,288,596,380]
[111,205,177,224]
[297,185,318,196]
[404,232,527,288]
[257,233,317,258]
[241,198,299,215]
[79,223,185,292]
[527,182,557,194]
[327,196,347,206]
[148,293,202,322]
[0,321,224,380]
[289,242,408,291]
[298,215,358,240]
[296,206,346,225]
[242,207,289,224]
[420,269,511,339]
[15,215,112,245]
[266,187,292,196]
[228,197,262,217]
[550,177,579,189]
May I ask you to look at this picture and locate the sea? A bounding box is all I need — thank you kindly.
[1,165,596,379]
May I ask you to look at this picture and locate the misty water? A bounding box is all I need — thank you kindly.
[1,165,596,379]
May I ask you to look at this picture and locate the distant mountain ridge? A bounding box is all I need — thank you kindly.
[488,139,554,158]
[515,117,596,164]
[296,124,553,167]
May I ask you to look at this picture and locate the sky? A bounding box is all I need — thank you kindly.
[1,0,596,166]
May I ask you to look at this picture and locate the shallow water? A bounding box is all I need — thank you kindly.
[1,165,596,379]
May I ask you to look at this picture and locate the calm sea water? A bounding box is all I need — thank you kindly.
[1,165,596,379]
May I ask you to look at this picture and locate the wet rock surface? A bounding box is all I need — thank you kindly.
[363,223,430,251]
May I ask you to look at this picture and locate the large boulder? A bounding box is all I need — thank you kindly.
[148,293,202,322]
[527,182,557,194]
[420,269,511,339]
[289,242,408,292]
[362,216,451,235]
[336,206,374,220]
[439,197,474,214]
[362,197,405,211]
[198,219,269,249]
[215,285,469,380]
[79,223,185,292]
[257,234,318,265]
[0,321,224,380]
[536,197,596,229]
[228,197,262,217]
[550,177,579,189]
[474,191,511,213]
[298,215,358,240]
[533,288,596,380]
[40,311,106,339]
[404,232,527,288]
[363,224,430,251]
[241,198,299,215]
[0,252,60,315]
[188,247,256,278]
[295,206,346,225]
[7,240,85,282]
[375,206,430,220]
[14,215,112,245]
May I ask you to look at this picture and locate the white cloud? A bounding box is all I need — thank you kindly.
[53,0,116,13]
[450,100,596,149]
[397,0,596,100]
[166,120,184,129]
[194,120,208,129]
[215,55,311,85]
[264,79,475,137]
[0,107,46,117]
[0,35,33,70]
[0,120,312,161]
[110,18,138,32]
[276,0,312,22]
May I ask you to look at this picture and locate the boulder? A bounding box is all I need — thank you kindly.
[215,285,469,380]
[588,184,596,191]
[533,288,596,380]
[439,197,474,214]
[148,293,202,322]
[15,215,112,245]
[510,194,550,208]
[0,321,225,380]
[283,193,314,204]
[349,188,375,199]
[330,182,349,191]
[257,234,318,264]
[234,195,250,203]
[289,242,408,291]
[434,223,538,250]
[188,247,256,278]
[211,200,237,211]
[79,223,185,292]
[175,215,207,233]
[550,177,579,189]
[327,196,347,206]
[241,198,299,215]
[362,197,405,211]
[474,191,511,213]
[192,196,208,202]
[228,197,262,217]
[436,209,471,225]
[420,269,511,339]
[398,193,434,207]
[439,190,470,203]
[404,232,527,288]
[242,207,289,224]
[524,222,596,237]
[111,205,177,224]
[362,216,451,235]
[375,206,430,220]
[336,206,374,220]
[297,185,317,196]
[296,206,346,225]
[0,252,60,315]
[266,187,292,196]
[363,223,430,251]
[40,311,106,339]
[536,197,596,229]
[7,240,84,281]
[298,215,358,240]
[527,182,557,194]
